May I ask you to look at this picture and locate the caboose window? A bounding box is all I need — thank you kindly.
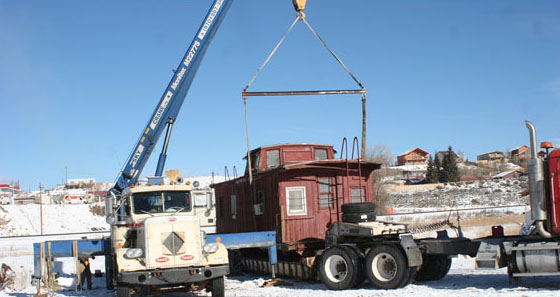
[267,150,280,168]
[318,178,333,207]
[315,148,327,160]
[351,188,365,203]
[231,194,237,220]
[286,187,306,216]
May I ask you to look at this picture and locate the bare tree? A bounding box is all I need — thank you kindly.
[364,142,394,166]
[372,168,395,214]
[363,142,396,214]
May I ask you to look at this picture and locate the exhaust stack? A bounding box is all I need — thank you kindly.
[525,120,551,238]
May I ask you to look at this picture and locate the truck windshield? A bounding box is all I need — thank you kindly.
[132,191,191,214]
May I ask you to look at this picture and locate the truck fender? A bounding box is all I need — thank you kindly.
[399,234,422,268]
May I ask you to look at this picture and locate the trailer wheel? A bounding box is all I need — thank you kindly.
[415,255,452,281]
[211,276,225,297]
[342,245,365,288]
[341,202,376,214]
[402,266,418,287]
[319,246,359,290]
[365,244,409,289]
[116,284,131,297]
[341,211,376,223]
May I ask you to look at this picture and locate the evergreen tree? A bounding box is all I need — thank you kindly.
[441,145,460,182]
[440,151,450,183]
[433,153,441,183]
[425,155,438,183]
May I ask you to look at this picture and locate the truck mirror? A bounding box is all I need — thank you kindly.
[105,193,116,225]
[206,192,213,210]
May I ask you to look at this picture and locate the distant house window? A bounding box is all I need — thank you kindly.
[267,150,280,168]
[286,186,306,216]
[315,149,328,160]
[318,178,333,208]
[231,194,237,220]
[351,188,365,203]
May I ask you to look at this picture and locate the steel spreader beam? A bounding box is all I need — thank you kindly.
[242,89,365,97]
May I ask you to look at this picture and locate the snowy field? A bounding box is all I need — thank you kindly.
[389,178,529,213]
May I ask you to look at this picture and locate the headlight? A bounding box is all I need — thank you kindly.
[124,248,143,259]
[203,243,219,254]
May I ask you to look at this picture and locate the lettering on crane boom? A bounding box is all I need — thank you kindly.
[183,41,200,68]
[150,91,173,130]
[170,67,186,91]
[198,0,223,40]
[130,144,145,168]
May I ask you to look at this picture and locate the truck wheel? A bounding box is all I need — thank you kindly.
[211,276,225,297]
[365,244,409,289]
[319,246,359,290]
[116,284,131,297]
[341,212,376,223]
[402,267,418,287]
[341,202,376,214]
[341,245,365,288]
[415,255,452,281]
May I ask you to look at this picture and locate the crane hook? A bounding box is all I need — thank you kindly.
[292,0,307,19]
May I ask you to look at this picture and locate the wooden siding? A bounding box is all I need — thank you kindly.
[214,162,376,245]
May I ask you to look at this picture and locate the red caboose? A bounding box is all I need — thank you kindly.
[213,143,380,250]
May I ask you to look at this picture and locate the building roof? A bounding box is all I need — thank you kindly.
[398,147,429,157]
[510,145,529,153]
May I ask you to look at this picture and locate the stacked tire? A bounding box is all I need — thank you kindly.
[341,202,377,223]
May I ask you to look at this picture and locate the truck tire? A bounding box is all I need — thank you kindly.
[341,202,376,214]
[342,245,365,288]
[319,245,359,290]
[116,284,131,297]
[402,266,418,287]
[415,255,452,281]
[365,244,409,289]
[341,211,376,223]
[211,276,225,297]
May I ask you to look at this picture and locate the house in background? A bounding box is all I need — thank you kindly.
[509,145,530,167]
[397,148,429,183]
[492,169,526,179]
[397,148,429,166]
[476,151,506,165]
[436,149,464,163]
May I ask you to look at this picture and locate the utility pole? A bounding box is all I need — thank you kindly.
[65,166,68,185]
[39,184,44,235]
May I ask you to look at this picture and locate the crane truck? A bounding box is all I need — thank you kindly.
[103,1,233,296]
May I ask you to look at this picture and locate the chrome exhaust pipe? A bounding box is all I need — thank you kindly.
[525,120,551,238]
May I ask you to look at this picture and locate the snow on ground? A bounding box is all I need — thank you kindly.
[1,256,559,297]
[388,178,528,213]
[0,204,109,237]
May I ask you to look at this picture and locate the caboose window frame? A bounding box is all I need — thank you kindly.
[286,186,307,216]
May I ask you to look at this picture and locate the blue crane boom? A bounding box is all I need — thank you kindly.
[109,0,233,196]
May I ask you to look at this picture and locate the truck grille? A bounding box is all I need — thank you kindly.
[162,231,186,255]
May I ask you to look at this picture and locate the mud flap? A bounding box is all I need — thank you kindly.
[399,234,422,267]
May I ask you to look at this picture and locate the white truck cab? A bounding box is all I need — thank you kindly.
[106,178,228,297]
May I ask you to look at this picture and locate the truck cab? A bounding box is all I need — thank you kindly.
[107,179,228,297]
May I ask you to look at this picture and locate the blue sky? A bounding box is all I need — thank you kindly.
[1,0,559,191]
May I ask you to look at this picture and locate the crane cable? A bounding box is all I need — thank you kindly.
[243,13,366,184]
